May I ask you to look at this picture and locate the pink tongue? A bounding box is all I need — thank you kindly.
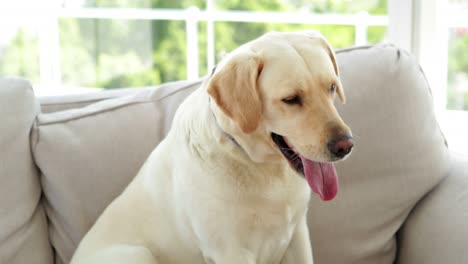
[300,157,338,201]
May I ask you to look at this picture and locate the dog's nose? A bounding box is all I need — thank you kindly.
[328,135,354,158]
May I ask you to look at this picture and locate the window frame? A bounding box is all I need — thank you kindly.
[409,0,468,154]
[2,1,467,153]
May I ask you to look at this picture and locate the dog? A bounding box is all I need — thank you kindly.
[70,31,353,264]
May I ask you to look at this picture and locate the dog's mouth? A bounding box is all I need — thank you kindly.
[271,133,304,174]
[271,133,338,201]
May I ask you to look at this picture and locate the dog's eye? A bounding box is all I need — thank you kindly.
[282,95,302,106]
[330,84,337,94]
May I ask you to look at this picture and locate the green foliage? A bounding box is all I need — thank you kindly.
[367,26,386,44]
[97,68,160,88]
[447,30,468,110]
[0,28,39,82]
[448,32,468,79]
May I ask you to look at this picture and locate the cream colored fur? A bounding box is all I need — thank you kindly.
[70,31,350,264]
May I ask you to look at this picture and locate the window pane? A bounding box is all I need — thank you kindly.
[367,26,386,44]
[447,27,468,111]
[0,21,39,82]
[59,18,186,89]
[215,0,387,15]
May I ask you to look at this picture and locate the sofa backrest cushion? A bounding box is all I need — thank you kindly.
[32,80,200,263]
[32,44,450,264]
[306,45,450,263]
[0,78,53,264]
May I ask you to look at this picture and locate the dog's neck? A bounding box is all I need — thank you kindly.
[208,97,243,150]
[170,85,249,162]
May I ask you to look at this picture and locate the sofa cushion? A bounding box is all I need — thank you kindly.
[32,44,450,264]
[32,80,201,264]
[396,153,468,264]
[307,45,450,263]
[0,78,53,264]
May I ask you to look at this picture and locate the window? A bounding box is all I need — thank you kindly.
[0,0,466,153]
[0,0,388,94]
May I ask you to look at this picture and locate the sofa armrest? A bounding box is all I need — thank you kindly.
[397,152,468,264]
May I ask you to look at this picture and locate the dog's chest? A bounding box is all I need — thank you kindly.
[194,193,307,264]
[174,151,311,263]
[186,170,310,263]
[240,201,301,261]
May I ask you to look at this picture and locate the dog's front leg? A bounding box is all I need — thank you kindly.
[280,216,314,264]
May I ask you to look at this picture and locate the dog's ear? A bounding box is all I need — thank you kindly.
[299,31,346,104]
[207,51,264,134]
[323,41,345,104]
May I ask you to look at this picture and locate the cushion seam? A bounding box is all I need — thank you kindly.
[40,99,106,107]
[38,99,154,126]
[335,43,396,54]
[39,80,202,106]
[37,81,202,126]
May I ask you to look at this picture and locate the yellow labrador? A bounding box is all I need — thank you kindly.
[71,31,353,264]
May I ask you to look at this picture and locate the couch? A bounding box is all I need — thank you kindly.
[1,44,467,264]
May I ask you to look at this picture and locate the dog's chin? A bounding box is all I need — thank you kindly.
[270,133,304,175]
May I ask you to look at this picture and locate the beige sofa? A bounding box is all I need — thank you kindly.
[1,44,467,264]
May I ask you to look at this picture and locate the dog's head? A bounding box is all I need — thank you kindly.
[207,31,353,200]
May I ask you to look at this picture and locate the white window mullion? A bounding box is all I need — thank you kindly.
[387,0,414,52]
[206,0,216,73]
[412,0,448,114]
[38,11,62,91]
[354,11,369,46]
[39,18,53,86]
[185,6,200,80]
[51,13,62,86]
